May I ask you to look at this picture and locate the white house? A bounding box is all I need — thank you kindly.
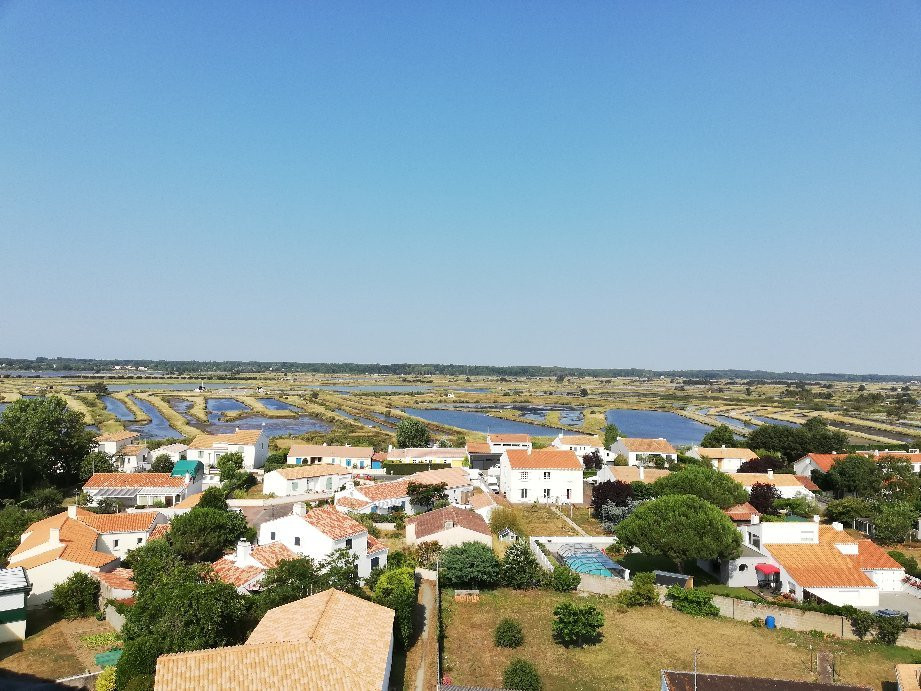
[263,464,351,498]
[794,450,921,477]
[83,472,201,509]
[499,448,584,504]
[94,430,140,456]
[152,443,189,463]
[258,504,387,579]
[210,540,299,594]
[333,467,474,516]
[286,444,376,472]
[687,446,758,473]
[8,506,167,604]
[405,506,492,548]
[186,429,268,471]
[386,446,468,467]
[487,434,532,453]
[609,437,677,466]
[154,588,395,691]
[0,568,31,642]
[728,471,815,500]
[552,433,603,457]
[701,517,904,608]
[114,444,151,473]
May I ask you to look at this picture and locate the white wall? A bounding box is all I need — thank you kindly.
[807,586,879,608]
[263,472,348,497]
[500,465,583,505]
[25,561,111,606]
[258,515,378,578]
[408,526,491,549]
[866,568,905,592]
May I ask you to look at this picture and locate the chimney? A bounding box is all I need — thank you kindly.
[832,521,844,532]
[767,469,774,479]
[292,502,306,516]
[638,466,645,481]
[812,514,821,523]
[67,505,78,518]
[721,444,726,449]
[49,528,60,545]
[235,540,253,564]
[444,520,454,530]
[750,515,760,525]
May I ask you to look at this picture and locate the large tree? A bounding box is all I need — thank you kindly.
[747,417,847,464]
[615,495,743,569]
[500,539,543,589]
[407,481,447,511]
[872,501,918,545]
[591,480,633,516]
[396,418,431,449]
[879,458,921,503]
[748,482,781,515]
[80,451,115,482]
[0,396,95,497]
[602,423,620,449]
[216,452,244,482]
[440,541,500,589]
[650,465,748,509]
[823,454,883,498]
[150,454,175,474]
[168,507,252,562]
[700,425,736,448]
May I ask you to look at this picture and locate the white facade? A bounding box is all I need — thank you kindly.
[263,467,351,497]
[498,449,584,505]
[153,443,189,463]
[114,447,151,473]
[405,524,491,548]
[286,444,375,471]
[609,438,678,467]
[186,430,268,471]
[95,433,140,456]
[487,435,532,453]
[687,446,758,473]
[258,506,387,579]
[551,434,602,457]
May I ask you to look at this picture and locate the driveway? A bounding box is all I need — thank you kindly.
[856,592,921,623]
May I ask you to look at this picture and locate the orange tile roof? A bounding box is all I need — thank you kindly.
[357,467,471,503]
[729,473,810,488]
[604,466,671,483]
[187,429,264,449]
[366,535,387,555]
[210,543,298,589]
[406,506,490,540]
[488,434,531,443]
[798,451,920,473]
[558,435,601,446]
[96,431,139,443]
[695,447,758,460]
[469,491,495,510]
[251,542,299,569]
[149,523,171,541]
[95,568,136,592]
[79,512,161,534]
[767,543,876,588]
[853,539,903,570]
[174,493,202,509]
[304,506,366,540]
[84,473,184,488]
[795,475,820,491]
[118,444,147,456]
[505,448,582,470]
[724,503,760,521]
[272,463,347,480]
[466,442,492,454]
[621,438,677,454]
[287,444,373,458]
[335,496,370,510]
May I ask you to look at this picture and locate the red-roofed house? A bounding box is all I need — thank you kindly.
[499,448,584,504]
[83,472,200,509]
[257,505,387,579]
[405,506,492,548]
[795,450,921,477]
[210,541,298,593]
[8,506,167,604]
[332,468,474,515]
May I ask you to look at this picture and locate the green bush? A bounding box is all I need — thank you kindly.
[489,506,524,537]
[616,572,658,607]
[374,567,417,649]
[95,666,116,691]
[503,658,541,691]
[551,601,604,647]
[501,539,543,590]
[666,587,719,617]
[844,607,876,640]
[875,615,908,645]
[197,487,229,511]
[51,572,99,619]
[494,618,524,648]
[116,636,161,690]
[548,565,581,592]
[439,542,501,589]
[889,550,921,578]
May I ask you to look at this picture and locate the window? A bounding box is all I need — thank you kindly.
[270,531,276,540]
[566,488,572,500]
[294,537,301,546]
[543,471,551,480]
[543,488,551,498]
[738,564,748,572]
[371,556,380,569]
[345,538,353,549]
[296,457,302,465]
[519,472,528,481]
[113,539,119,548]
[137,538,143,544]
[520,489,528,499]
[750,533,760,550]
[292,481,299,491]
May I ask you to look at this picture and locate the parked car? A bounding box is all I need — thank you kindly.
[875,609,909,620]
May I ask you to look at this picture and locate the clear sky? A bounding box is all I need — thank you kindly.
[1,2,919,374]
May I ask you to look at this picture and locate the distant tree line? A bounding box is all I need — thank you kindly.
[0,357,915,382]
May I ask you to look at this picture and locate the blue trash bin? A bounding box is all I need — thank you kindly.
[765,615,776,629]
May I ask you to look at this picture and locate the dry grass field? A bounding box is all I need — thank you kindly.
[441,588,913,691]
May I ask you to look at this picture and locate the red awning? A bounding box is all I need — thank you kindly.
[755,563,780,575]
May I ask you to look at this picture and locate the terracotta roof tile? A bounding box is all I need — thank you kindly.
[388,447,467,461]
[366,535,387,555]
[557,435,601,446]
[469,492,495,510]
[505,448,582,470]
[357,468,471,503]
[729,473,810,488]
[795,475,820,491]
[695,447,758,460]
[466,442,492,454]
[488,434,531,443]
[188,429,264,449]
[304,506,366,540]
[335,496,370,510]
[149,523,171,541]
[79,512,161,534]
[272,463,347,480]
[406,506,490,540]
[251,542,299,569]
[118,445,147,456]
[724,503,760,521]
[84,473,184,488]
[767,543,877,588]
[287,444,373,458]
[603,466,671,483]
[621,437,677,454]
[96,431,139,443]
[95,568,136,592]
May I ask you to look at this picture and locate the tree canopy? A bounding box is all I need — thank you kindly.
[602,423,620,449]
[0,396,95,498]
[820,454,883,498]
[150,454,174,474]
[396,418,431,449]
[615,494,743,568]
[373,567,416,648]
[168,507,252,562]
[650,465,748,509]
[746,417,847,464]
[439,541,500,589]
[700,425,736,448]
[407,481,447,511]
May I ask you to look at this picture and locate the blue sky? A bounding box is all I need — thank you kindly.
[1,2,919,373]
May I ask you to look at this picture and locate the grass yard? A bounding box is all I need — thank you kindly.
[441,588,912,691]
[0,609,113,682]
[511,504,582,537]
[568,505,606,536]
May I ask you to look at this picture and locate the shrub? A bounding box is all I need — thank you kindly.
[95,666,116,691]
[489,506,524,537]
[751,617,763,628]
[875,615,908,645]
[503,658,541,691]
[494,618,524,648]
[889,550,921,578]
[843,607,876,640]
[548,565,581,592]
[197,487,228,511]
[501,539,543,590]
[616,572,658,608]
[374,567,417,649]
[116,636,161,690]
[666,587,719,617]
[51,572,99,619]
[551,601,604,647]
[415,540,442,568]
[440,542,501,589]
